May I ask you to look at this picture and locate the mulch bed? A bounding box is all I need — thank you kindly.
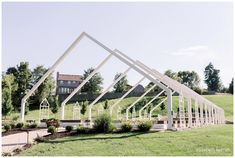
[2,127,46,137]
[43,131,77,140]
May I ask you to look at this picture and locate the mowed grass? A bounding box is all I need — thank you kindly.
[20,124,233,156]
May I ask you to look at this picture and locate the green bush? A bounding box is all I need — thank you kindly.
[4,124,11,132]
[46,118,60,128]
[10,123,16,129]
[121,122,132,132]
[76,126,91,134]
[27,123,38,128]
[16,122,24,129]
[47,126,56,134]
[137,121,152,132]
[93,113,114,133]
[65,126,73,132]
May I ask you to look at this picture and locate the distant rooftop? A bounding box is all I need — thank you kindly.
[57,72,82,81]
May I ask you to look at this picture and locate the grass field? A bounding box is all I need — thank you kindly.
[20,124,233,156]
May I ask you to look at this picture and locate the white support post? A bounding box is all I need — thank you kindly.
[205,104,208,125]
[167,90,173,129]
[208,105,212,124]
[187,98,192,128]
[211,106,214,124]
[195,100,200,127]
[109,76,145,116]
[139,90,165,119]
[200,103,204,125]
[88,67,131,121]
[126,84,157,120]
[61,54,113,119]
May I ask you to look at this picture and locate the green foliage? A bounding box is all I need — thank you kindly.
[93,113,114,133]
[10,123,16,129]
[48,95,59,114]
[204,62,221,92]
[104,99,109,109]
[2,74,18,116]
[178,71,200,89]
[76,125,92,134]
[135,98,148,111]
[27,123,38,128]
[160,103,165,111]
[81,68,103,94]
[16,122,24,129]
[164,69,182,82]
[8,62,32,110]
[193,87,203,95]
[30,66,55,107]
[113,72,128,93]
[46,118,60,128]
[81,100,88,115]
[228,78,233,94]
[65,126,73,132]
[47,126,56,134]
[145,82,161,93]
[137,121,152,132]
[4,124,11,132]
[121,122,132,132]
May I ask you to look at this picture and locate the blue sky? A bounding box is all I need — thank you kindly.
[2,2,233,89]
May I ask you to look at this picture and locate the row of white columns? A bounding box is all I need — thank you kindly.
[178,97,225,129]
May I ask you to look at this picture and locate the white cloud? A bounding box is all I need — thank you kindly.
[170,45,211,57]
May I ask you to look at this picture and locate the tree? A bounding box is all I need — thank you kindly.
[177,71,200,89]
[2,74,18,116]
[7,62,32,110]
[81,68,103,94]
[160,102,165,111]
[48,95,59,113]
[145,82,161,93]
[164,69,182,82]
[81,100,89,115]
[113,73,128,93]
[104,99,109,110]
[30,65,55,106]
[228,78,233,94]
[204,63,221,92]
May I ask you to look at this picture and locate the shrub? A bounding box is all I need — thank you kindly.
[4,124,11,132]
[46,118,60,128]
[76,125,93,134]
[121,122,132,132]
[28,123,37,128]
[10,123,16,129]
[16,122,24,129]
[93,113,114,133]
[47,126,56,134]
[65,126,73,132]
[137,121,152,132]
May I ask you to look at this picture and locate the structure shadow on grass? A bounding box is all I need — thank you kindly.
[43,132,148,144]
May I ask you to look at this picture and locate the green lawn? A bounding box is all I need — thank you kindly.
[20,125,233,156]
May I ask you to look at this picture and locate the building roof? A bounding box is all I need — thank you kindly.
[57,73,82,81]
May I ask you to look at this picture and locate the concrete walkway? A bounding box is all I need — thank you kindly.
[2,128,64,153]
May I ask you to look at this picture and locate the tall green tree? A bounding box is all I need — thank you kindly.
[228,78,233,94]
[6,62,32,110]
[81,68,103,94]
[145,82,161,93]
[113,72,128,93]
[204,63,221,92]
[31,65,55,106]
[2,74,18,116]
[177,71,200,89]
